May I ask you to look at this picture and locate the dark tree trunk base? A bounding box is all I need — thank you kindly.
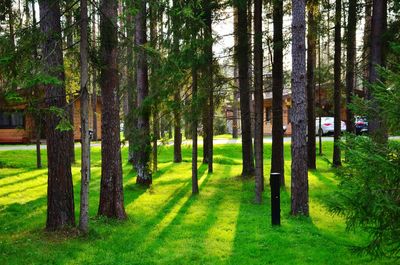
[136,177,152,186]
[241,170,255,178]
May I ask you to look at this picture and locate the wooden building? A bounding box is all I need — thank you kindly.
[0,97,101,143]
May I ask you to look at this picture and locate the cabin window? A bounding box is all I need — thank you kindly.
[266,107,272,122]
[0,111,25,129]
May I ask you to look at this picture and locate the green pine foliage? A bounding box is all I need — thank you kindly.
[329,136,400,258]
[329,43,400,259]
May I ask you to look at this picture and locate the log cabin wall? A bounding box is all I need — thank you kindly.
[0,97,102,143]
[0,105,34,143]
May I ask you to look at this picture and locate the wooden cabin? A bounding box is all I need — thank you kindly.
[0,97,102,143]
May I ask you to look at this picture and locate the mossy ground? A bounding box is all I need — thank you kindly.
[0,142,390,264]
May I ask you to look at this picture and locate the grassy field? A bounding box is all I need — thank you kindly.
[0,142,390,264]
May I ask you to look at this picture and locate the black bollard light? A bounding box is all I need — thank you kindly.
[270,172,281,226]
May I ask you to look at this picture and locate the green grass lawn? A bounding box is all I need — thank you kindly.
[0,142,390,264]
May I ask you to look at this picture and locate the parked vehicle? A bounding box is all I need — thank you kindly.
[315,117,346,135]
[355,116,368,135]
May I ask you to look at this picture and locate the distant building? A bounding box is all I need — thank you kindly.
[0,97,101,143]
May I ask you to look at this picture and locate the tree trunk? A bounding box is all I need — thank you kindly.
[247,0,254,140]
[232,7,239,139]
[202,102,210,163]
[204,0,213,173]
[152,111,159,172]
[173,90,182,163]
[363,0,372,94]
[291,0,308,216]
[253,0,263,203]
[91,4,98,141]
[232,91,239,139]
[91,83,98,140]
[32,0,42,169]
[307,0,317,169]
[171,0,182,164]
[98,0,126,219]
[235,0,255,177]
[332,0,342,167]
[150,2,158,173]
[79,0,90,233]
[38,0,75,230]
[135,0,152,185]
[318,29,323,155]
[345,0,357,133]
[368,0,387,143]
[35,120,42,169]
[125,0,137,165]
[192,67,199,194]
[326,0,331,63]
[271,0,285,186]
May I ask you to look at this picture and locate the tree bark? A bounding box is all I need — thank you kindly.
[363,0,372,94]
[202,100,210,163]
[332,0,342,167]
[345,0,357,133]
[291,0,309,216]
[307,0,317,169]
[254,0,263,203]
[91,3,98,141]
[150,2,158,173]
[32,0,42,169]
[135,0,152,185]
[192,67,199,194]
[232,7,239,139]
[172,0,182,163]
[35,119,42,169]
[204,0,213,173]
[247,0,254,140]
[98,0,126,219]
[235,0,255,177]
[79,0,90,233]
[367,0,387,143]
[38,0,75,230]
[125,0,138,165]
[173,90,182,163]
[317,29,323,155]
[271,0,285,186]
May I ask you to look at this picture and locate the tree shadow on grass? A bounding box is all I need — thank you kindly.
[127,164,226,263]
[0,168,35,180]
[227,178,326,264]
[0,182,47,198]
[0,196,47,236]
[227,169,379,265]
[123,161,184,206]
[309,169,336,189]
[68,163,211,264]
[0,170,47,189]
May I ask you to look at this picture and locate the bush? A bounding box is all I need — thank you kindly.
[328,136,400,258]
